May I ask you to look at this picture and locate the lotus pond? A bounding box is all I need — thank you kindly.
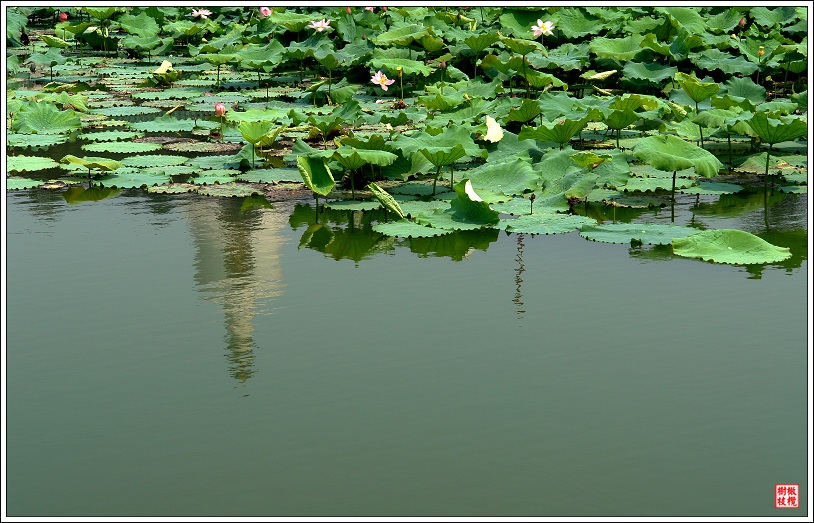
[3,4,811,518]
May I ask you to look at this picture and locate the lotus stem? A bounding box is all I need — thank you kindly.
[432,165,441,196]
[350,170,356,200]
[764,143,772,184]
[699,125,704,149]
[728,134,732,174]
[671,170,677,201]
[449,165,455,189]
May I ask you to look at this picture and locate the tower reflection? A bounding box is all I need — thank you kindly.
[186,196,289,383]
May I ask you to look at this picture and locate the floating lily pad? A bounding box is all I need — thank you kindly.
[147,183,199,194]
[7,176,45,190]
[236,168,301,183]
[196,182,260,197]
[100,169,171,188]
[325,200,382,211]
[93,105,162,116]
[501,213,597,235]
[672,229,792,264]
[580,222,700,245]
[82,141,162,153]
[121,154,188,168]
[373,219,453,238]
[6,133,70,148]
[81,130,143,142]
[677,182,745,195]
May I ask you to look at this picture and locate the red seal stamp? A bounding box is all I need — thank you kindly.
[775,484,800,508]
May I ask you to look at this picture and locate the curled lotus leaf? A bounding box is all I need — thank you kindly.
[580,222,701,245]
[747,113,807,146]
[60,154,124,172]
[674,71,719,104]
[366,182,405,220]
[297,155,335,197]
[672,229,792,265]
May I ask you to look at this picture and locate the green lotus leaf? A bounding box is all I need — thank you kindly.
[368,57,432,77]
[449,179,500,224]
[324,200,382,211]
[601,108,640,131]
[7,155,60,173]
[84,7,118,21]
[498,9,545,38]
[580,222,700,245]
[63,185,122,204]
[542,42,591,71]
[589,34,645,61]
[27,48,67,68]
[556,7,602,39]
[266,10,314,32]
[94,105,162,117]
[117,11,160,37]
[501,213,597,235]
[61,155,124,172]
[419,144,467,169]
[389,181,445,197]
[297,155,335,197]
[373,219,450,238]
[100,169,171,188]
[146,183,199,194]
[14,102,81,134]
[705,9,743,33]
[464,33,500,54]
[192,173,239,185]
[674,72,719,105]
[333,148,398,171]
[120,154,188,168]
[39,34,71,48]
[672,229,792,264]
[371,23,428,46]
[750,6,798,28]
[466,159,539,196]
[630,135,723,178]
[570,151,613,169]
[657,7,707,33]
[236,168,300,183]
[500,36,539,57]
[755,101,798,117]
[82,141,161,154]
[81,130,143,142]
[677,182,744,195]
[518,115,590,146]
[196,182,259,198]
[522,70,566,90]
[491,193,570,215]
[691,48,759,76]
[419,92,466,112]
[6,133,70,148]
[238,120,276,145]
[131,88,202,101]
[239,194,273,213]
[366,182,405,220]
[622,61,679,85]
[7,177,45,190]
[504,99,542,125]
[620,176,695,193]
[747,113,807,145]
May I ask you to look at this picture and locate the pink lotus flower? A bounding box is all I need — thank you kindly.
[365,6,375,11]
[259,6,272,18]
[309,18,331,32]
[59,12,68,22]
[346,7,352,14]
[371,70,395,91]
[214,102,226,116]
[531,19,555,37]
[191,8,212,19]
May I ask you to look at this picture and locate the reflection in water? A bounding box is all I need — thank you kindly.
[186,196,289,383]
[513,233,525,322]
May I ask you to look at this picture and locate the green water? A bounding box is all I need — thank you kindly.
[5,189,809,517]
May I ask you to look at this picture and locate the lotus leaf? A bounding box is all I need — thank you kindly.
[677,182,745,195]
[120,154,188,168]
[622,61,679,85]
[371,23,428,46]
[192,173,240,185]
[366,182,405,220]
[464,33,500,54]
[589,35,645,61]
[7,155,60,173]
[466,159,539,196]
[501,213,597,235]
[117,11,160,37]
[6,134,70,149]
[580,223,700,245]
[14,102,81,134]
[39,34,71,49]
[674,72,719,106]
[101,169,171,188]
[324,200,382,211]
[7,177,45,190]
[373,219,450,238]
[518,115,590,147]
[672,229,792,265]
[147,183,199,194]
[297,156,335,197]
[236,168,301,184]
[197,183,259,198]
[81,130,143,142]
[82,141,161,154]
[61,155,124,172]
[631,135,723,178]
[748,113,807,146]
[94,105,162,117]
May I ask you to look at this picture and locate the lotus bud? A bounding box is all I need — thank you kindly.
[346,6,352,14]
[739,17,746,28]
[441,60,446,69]
[59,12,68,22]
[258,6,272,18]
[214,102,226,116]
[396,66,403,77]
[382,6,387,11]
[758,46,765,57]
